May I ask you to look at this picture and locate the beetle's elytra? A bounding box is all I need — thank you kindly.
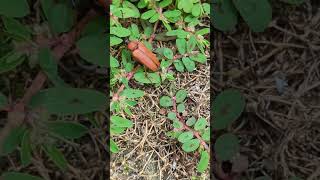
[128,41,160,72]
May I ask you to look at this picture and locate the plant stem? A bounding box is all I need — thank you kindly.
[172,96,209,152]
[111,65,140,102]
[148,8,162,43]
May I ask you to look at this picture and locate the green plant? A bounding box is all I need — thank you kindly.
[213,0,305,32]
[212,89,245,178]
[212,89,304,179]
[160,89,210,173]
[110,0,210,155]
[110,115,134,153]
[213,89,247,179]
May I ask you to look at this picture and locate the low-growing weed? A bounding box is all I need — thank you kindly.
[160,89,210,173]
[213,0,305,32]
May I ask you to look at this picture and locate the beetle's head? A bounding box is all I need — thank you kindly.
[127,41,139,51]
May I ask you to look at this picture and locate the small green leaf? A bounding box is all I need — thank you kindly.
[185,15,196,23]
[111,36,123,46]
[77,34,107,67]
[138,0,148,8]
[182,57,195,72]
[166,29,189,38]
[0,172,44,180]
[159,0,172,8]
[160,60,172,69]
[110,125,126,135]
[149,13,160,23]
[134,72,161,84]
[0,92,8,109]
[126,100,138,107]
[176,38,186,54]
[20,129,32,166]
[143,41,153,50]
[201,128,210,141]
[29,87,107,115]
[38,47,67,87]
[212,0,238,31]
[163,48,173,59]
[173,120,183,129]
[40,0,54,20]
[113,8,138,18]
[175,89,187,103]
[202,3,210,14]
[129,23,140,40]
[47,3,74,34]
[187,35,197,52]
[186,117,196,126]
[110,56,119,68]
[192,3,201,17]
[233,0,272,32]
[0,52,25,74]
[0,0,30,17]
[122,1,140,18]
[173,60,185,72]
[160,96,173,107]
[197,150,209,173]
[194,118,207,131]
[110,139,119,153]
[163,10,181,18]
[188,19,200,27]
[43,144,68,171]
[47,121,88,139]
[177,103,185,113]
[178,131,194,143]
[81,16,106,36]
[141,9,156,20]
[2,16,32,40]
[190,53,207,64]
[111,116,133,128]
[1,126,26,155]
[111,1,121,6]
[166,131,182,139]
[215,133,239,161]
[121,89,144,99]
[167,112,177,120]
[196,28,210,36]
[143,26,153,38]
[182,139,200,152]
[212,89,245,130]
[110,27,131,37]
[178,0,193,13]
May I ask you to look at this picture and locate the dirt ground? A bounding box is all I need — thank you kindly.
[213,0,320,179]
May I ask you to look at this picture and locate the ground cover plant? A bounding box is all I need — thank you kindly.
[212,0,319,179]
[213,0,304,32]
[0,0,109,179]
[160,89,210,173]
[110,0,210,178]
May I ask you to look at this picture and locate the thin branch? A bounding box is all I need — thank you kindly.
[111,65,140,102]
